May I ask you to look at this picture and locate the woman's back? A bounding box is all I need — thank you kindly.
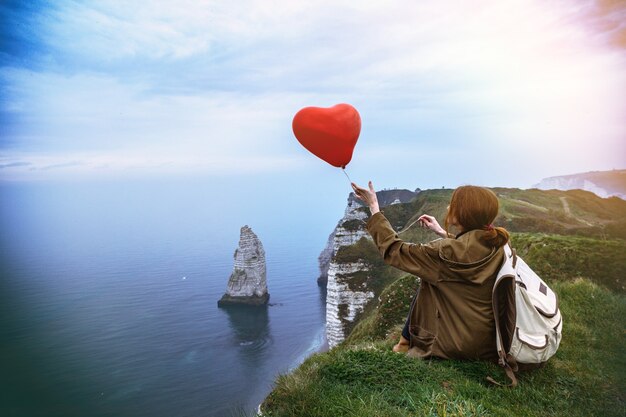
[367,213,504,360]
[352,182,511,359]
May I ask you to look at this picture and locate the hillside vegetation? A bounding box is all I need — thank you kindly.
[261,188,626,417]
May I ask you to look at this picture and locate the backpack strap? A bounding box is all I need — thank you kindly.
[510,245,518,269]
[487,243,519,388]
[487,357,518,387]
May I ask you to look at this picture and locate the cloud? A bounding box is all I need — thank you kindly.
[42,1,213,60]
[1,68,315,151]
[0,161,31,169]
[1,0,625,183]
[0,151,311,182]
[41,161,83,171]
[562,0,626,50]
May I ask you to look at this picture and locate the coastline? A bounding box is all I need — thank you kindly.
[289,326,329,372]
[257,326,328,416]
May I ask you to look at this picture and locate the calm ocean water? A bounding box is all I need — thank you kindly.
[0,178,344,417]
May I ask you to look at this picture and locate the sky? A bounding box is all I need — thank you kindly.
[1,0,625,190]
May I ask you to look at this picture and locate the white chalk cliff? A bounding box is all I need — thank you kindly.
[534,169,626,200]
[218,225,269,306]
[326,260,375,348]
[324,196,373,348]
[322,189,418,348]
[318,194,369,285]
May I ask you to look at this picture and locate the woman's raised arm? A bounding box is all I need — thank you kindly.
[352,181,441,284]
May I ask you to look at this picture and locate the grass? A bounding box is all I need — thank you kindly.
[345,274,419,344]
[510,233,626,293]
[261,279,625,417]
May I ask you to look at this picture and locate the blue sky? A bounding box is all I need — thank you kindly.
[1,0,625,190]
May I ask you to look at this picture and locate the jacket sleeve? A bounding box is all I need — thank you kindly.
[366,212,442,284]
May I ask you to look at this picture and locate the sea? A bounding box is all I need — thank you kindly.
[0,176,348,417]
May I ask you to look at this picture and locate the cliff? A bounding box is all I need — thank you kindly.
[318,189,419,285]
[218,225,269,307]
[321,189,419,348]
[534,169,626,200]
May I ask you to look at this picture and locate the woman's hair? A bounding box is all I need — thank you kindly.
[445,185,509,248]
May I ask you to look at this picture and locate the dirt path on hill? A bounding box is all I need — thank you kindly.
[509,198,549,212]
[560,196,571,215]
[560,196,594,226]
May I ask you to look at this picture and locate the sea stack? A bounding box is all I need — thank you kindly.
[218,225,269,307]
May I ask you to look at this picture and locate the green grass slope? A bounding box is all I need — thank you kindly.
[263,274,625,417]
[378,187,626,242]
[261,189,626,417]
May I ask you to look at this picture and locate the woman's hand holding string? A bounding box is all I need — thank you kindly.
[418,215,447,238]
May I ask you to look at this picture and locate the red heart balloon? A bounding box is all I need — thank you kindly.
[292,103,361,168]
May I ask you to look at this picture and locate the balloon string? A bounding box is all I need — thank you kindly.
[397,218,423,234]
[341,167,352,184]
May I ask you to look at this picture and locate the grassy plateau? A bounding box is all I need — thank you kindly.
[260,188,626,417]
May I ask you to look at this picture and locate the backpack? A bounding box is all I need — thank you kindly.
[488,243,563,387]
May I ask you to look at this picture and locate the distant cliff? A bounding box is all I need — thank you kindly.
[218,225,269,307]
[535,169,626,200]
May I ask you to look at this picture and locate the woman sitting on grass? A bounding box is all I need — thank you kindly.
[351,181,510,360]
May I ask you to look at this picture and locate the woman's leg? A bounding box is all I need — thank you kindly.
[393,315,411,352]
[393,285,420,353]
[401,319,410,341]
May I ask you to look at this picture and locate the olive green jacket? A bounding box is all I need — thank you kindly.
[367,211,505,360]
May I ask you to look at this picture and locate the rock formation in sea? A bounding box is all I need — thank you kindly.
[321,189,418,348]
[218,225,269,307]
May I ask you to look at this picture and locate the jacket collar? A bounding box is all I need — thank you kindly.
[455,230,470,239]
